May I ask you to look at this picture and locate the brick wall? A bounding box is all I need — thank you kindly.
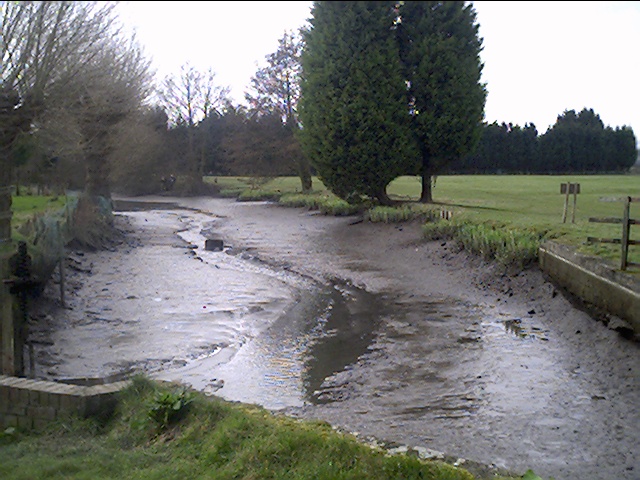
[0,375,130,431]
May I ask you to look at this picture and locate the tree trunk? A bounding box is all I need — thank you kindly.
[0,88,25,244]
[376,187,393,206]
[187,127,203,187]
[419,151,433,203]
[0,152,12,243]
[84,130,112,200]
[298,157,312,193]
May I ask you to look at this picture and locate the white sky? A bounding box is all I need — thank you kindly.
[117,1,640,143]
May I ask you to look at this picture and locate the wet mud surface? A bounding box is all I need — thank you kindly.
[29,196,639,480]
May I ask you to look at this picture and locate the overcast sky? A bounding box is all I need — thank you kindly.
[118,1,640,142]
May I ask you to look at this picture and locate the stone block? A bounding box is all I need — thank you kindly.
[42,391,61,409]
[7,404,26,416]
[0,385,8,411]
[27,405,56,421]
[3,414,18,428]
[205,238,224,251]
[33,418,50,431]
[59,394,82,413]
[17,415,32,430]
[28,389,40,405]
[9,387,24,405]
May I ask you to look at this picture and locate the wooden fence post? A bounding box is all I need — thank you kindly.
[621,197,631,270]
[1,255,14,376]
[562,184,570,223]
[587,196,639,271]
[561,183,580,223]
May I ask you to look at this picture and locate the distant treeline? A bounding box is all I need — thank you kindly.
[445,108,637,174]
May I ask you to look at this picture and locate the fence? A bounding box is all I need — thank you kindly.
[587,196,639,270]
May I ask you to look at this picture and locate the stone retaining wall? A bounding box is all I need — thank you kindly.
[0,375,130,431]
[539,241,640,333]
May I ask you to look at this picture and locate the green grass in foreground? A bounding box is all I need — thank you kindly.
[11,194,67,223]
[0,376,525,480]
[207,175,640,272]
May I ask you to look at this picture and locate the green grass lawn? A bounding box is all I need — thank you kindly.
[2,195,68,257]
[11,194,67,224]
[208,174,640,271]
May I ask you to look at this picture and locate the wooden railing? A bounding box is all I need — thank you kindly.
[588,196,639,270]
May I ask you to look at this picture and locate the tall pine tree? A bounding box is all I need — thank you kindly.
[298,1,416,205]
[397,1,487,202]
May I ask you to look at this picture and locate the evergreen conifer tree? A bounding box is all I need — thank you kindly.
[397,1,486,202]
[298,1,416,205]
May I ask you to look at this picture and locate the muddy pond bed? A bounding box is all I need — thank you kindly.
[29,196,640,480]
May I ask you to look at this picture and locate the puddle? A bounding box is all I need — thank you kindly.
[154,278,385,410]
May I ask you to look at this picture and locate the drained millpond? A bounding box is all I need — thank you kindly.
[31,197,640,480]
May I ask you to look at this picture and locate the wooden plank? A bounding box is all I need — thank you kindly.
[1,258,14,376]
[587,237,622,244]
[589,217,624,224]
[560,183,580,194]
[589,217,640,225]
[587,238,640,245]
[599,196,640,202]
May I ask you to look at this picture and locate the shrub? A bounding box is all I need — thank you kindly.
[147,387,194,432]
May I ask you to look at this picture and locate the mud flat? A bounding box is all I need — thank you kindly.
[29,196,640,480]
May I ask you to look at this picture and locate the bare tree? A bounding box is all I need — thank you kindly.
[0,1,123,243]
[246,29,312,192]
[109,106,170,195]
[70,36,153,200]
[158,63,230,188]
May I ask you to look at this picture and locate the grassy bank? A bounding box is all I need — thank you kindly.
[0,376,532,480]
[207,175,640,272]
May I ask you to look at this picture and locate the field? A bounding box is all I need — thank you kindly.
[208,174,640,270]
[8,175,639,270]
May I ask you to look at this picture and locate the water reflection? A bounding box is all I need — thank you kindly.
[182,281,385,410]
[143,207,387,410]
[302,284,383,404]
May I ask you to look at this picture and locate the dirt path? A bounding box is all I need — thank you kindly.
[29,196,640,480]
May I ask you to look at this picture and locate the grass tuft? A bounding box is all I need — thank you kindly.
[367,204,441,223]
[423,218,547,270]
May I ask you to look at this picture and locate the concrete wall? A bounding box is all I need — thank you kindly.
[0,375,130,431]
[539,241,640,333]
